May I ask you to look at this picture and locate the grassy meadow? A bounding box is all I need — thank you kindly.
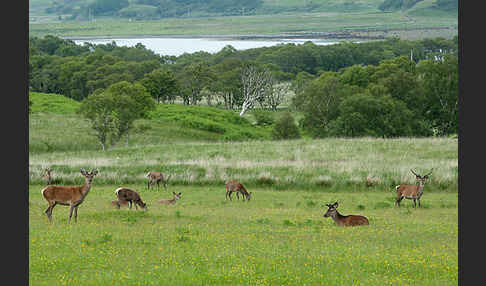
[29,92,458,285]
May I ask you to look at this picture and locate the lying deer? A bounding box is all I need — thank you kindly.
[225,180,252,201]
[157,192,182,205]
[395,169,433,208]
[114,187,147,210]
[323,202,369,226]
[146,172,171,190]
[41,169,98,223]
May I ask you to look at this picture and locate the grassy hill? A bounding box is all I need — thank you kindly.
[29,92,272,153]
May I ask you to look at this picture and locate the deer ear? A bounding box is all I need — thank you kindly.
[333,202,339,208]
[178,192,182,195]
[173,192,176,195]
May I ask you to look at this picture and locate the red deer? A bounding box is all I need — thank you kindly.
[114,187,147,210]
[225,180,252,201]
[323,202,369,226]
[157,192,182,205]
[395,169,433,208]
[146,172,171,190]
[44,168,53,185]
[41,169,98,223]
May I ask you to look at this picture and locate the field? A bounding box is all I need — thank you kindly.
[29,184,458,285]
[29,92,458,285]
[29,10,457,41]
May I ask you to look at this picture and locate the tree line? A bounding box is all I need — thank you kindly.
[29,34,458,141]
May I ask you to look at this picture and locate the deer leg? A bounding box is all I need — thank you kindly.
[413,199,417,208]
[45,202,56,221]
[74,207,78,223]
[396,197,402,207]
[129,201,133,210]
[418,199,421,207]
[229,191,233,201]
[236,192,240,200]
[68,205,75,223]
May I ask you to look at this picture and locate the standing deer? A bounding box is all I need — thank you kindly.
[157,192,182,205]
[114,187,147,210]
[146,172,171,190]
[44,168,53,185]
[225,180,252,201]
[41,169,98,223]
[323,202,369,226]
[395,169,433,208]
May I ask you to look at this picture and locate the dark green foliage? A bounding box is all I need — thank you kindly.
[271,112,301,140]
[252,110,275,126]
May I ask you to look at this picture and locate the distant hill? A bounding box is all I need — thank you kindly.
[378,0,457,12]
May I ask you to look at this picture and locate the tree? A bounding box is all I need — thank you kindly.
[79,81,155,150]
[78,90,117,151]
[103,81,156,147]
[240,64,273,116]
[328,93,415,137]
[271,112,301,140]
[293,72,358,137]
[417,55,458,135]
[178,62,214,105]
[139,68,178,103]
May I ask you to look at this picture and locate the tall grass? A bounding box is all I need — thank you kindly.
[29,137,458,191]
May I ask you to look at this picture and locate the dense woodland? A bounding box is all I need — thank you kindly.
[29,35,458,138]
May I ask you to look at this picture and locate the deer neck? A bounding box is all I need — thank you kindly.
[331,211,346,225]
[80,179,93,199]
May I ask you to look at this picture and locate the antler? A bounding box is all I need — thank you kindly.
[410,169,421,177]
[424,168,434,177]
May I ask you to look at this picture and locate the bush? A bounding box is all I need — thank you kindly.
[252,110,275,126]
[271,112,301,140]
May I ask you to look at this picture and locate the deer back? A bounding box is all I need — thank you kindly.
[115,187,141,201]
[396,184,421,197]
[226,181,248,195]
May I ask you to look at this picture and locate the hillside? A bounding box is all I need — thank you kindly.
[29,92,273,153]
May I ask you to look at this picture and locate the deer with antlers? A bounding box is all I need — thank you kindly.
[323,202,369,226]
[157,192,182,205]
[114,187,147,210]
[41,169,98,223]
[395,169,433,208]
[146,172,171,190]
[225,180,252,201]
[44,167,53,185]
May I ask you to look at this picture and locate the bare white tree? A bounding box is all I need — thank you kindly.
[240,65,272,116]
[264,81,291,111]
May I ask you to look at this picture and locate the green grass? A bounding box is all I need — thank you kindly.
[29,185,458,285]
[29,10,457,39]
[29,89,457,285]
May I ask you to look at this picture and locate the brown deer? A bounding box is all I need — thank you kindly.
[225,180,252,201]
[41,169,98,223]
[114,187,147,210]
[44,168,53,185]
[395,169,433,208]
[146,172,171,190]
[157,192,182,205]
[323,202,369,226]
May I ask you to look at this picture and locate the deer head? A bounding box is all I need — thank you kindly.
[323,202,339,217]
[410,169,433,184]
[81,168,98,183]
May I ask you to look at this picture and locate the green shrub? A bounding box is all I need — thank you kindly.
[271,112,301,140]
[252,110,275,126]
